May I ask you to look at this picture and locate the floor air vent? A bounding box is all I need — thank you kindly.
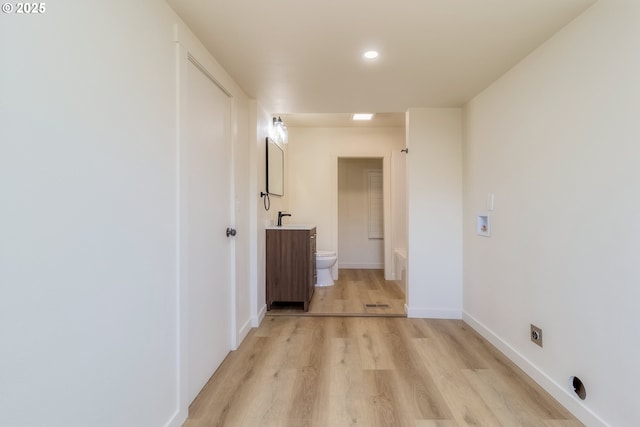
[364,304,391,308]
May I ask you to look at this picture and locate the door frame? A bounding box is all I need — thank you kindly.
[331,153,392,280]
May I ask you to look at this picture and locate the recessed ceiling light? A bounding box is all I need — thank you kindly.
[352,113,374,121]
[363,50,379,59]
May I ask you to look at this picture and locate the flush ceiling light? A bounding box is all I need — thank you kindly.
[363,50,379,59]
[352,113,374,121]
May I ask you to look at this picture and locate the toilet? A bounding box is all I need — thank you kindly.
[316,250,337,287]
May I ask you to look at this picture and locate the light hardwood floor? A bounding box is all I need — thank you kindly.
[184,316,583,427]
[268,269,406,316]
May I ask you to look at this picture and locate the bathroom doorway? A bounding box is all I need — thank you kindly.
[324,157,404,315]
[266,155,406,317]
[337,158,384,270]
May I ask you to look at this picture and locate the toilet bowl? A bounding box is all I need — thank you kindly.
[316,250,337,287]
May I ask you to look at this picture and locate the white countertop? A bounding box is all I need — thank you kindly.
[266,224,316,230]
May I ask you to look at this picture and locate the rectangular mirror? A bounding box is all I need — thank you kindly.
[266,137,284,196]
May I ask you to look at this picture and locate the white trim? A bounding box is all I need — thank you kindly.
[252,304,267,327]
[407,307,462,319]
[236,317,252,346]
[382,156,392,281]
[332,153,393,281]
[339,262,384,269]
[170,28,186,427]
[248,101,260,335]
[228,96,238,352]
[173,23,247,99]
[187,53,232,97]
[367,170,383,239]
[463,312,609,427]
[175,39,189,425]
[164,410,186,427]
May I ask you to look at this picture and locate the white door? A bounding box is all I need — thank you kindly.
[184,58,232,404]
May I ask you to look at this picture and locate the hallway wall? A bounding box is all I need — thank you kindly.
[405,108,463,319]
[463,1,640,425]
[253,105,290,321]
[0,3,250,426]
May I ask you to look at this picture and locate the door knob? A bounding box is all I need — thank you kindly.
[226,228,237,237]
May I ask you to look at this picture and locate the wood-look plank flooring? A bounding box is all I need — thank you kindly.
[184,317,583,427]
[268,269,406,316]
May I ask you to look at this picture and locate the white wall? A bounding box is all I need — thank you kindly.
[287,127,405,279]
[231,85,252,349]
[0,2,251,426]
[253,106,289,319]
[391,151,407,256]
[338,158,384,268]
[463,1,640,426]
[406,108,463,319]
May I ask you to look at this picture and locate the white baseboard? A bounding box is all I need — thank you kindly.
[236,317,252,349]
[252,304,266,327]
[462,312,609,427]
[406,307,462,319]
[339,262,384,269]
[164,409,186,427]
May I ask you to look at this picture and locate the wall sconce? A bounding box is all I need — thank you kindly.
[272,116,288,144]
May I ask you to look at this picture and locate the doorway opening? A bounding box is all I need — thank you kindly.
[330,157,404,315]
[338,158,384,269]
[266,155,406,317]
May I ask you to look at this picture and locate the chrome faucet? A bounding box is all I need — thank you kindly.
[277,211,291,227]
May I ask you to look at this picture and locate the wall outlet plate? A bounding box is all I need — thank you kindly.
[477,214,490,237]
[531,324,543,347]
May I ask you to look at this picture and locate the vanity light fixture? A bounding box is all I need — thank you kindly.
[352,113,374,121]
[272,116,288,144]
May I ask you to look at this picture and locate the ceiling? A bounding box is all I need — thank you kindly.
[166,0,595,126]
[279,112,406,128]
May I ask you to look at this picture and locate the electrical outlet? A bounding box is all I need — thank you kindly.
[530,324,543,347]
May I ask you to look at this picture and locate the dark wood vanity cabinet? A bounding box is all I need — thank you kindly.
[266,227,316,311]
